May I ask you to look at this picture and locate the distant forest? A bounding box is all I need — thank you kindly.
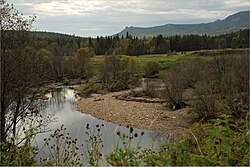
[26,29,249,56]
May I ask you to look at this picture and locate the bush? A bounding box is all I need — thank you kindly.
[0,143,37,166]
[61,47,94,79]
[162,69,186,110]
[165,115,249,166]
[211,54,249,119]
[76,80,108,98]
[192,81,218,120]
[160,60,209,110]
[130,79,160,98]
[224,93,249,119]
[208,54,248,119]
[100,55,140,91]
[161,53,249,117]
[162,85,185,110]
[0,132,37,166]
[106,115,249,166]
[144,61,160,78]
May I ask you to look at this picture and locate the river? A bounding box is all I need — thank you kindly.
[34,86,169,162]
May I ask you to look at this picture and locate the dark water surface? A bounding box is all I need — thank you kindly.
[34,87,170,161]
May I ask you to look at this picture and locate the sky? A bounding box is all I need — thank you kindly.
[6,0,250,37]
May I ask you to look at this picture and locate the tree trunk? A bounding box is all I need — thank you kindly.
[0,104,6,144]
[13,98,21,138]
[0,50,6,144]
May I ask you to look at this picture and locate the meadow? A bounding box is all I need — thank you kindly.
[91,52,204,76]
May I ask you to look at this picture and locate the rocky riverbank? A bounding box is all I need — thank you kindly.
[76,90,195,134]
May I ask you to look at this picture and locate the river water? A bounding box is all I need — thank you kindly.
[34,87,170,162]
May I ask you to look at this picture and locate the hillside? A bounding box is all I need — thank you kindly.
[116,11,250,37]
[29,31,85,41]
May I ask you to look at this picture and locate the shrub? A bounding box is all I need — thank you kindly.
[144,61,160,78]
[224,93,249,119]
[0,142,37,166]
[209,54,249,119]
[129,79,160,98]
[165,115,249,166]
[76,81,108,98]
[0,128,38,166]
[162,85,185,110]
[161,53,249,117]
[192,81,218,120]
[100,55,140,91]
[162,70,186,110]
[160,60,209,110]
[106,115,249,166]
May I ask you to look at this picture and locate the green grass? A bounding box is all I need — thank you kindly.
[91,55,105,76]
[136,53,198,71]
[91,53,207,76]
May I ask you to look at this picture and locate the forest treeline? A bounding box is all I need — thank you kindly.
[26,29,249,57]
[7,29,245,80]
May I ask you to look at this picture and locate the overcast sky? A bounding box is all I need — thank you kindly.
[6,0,250,37]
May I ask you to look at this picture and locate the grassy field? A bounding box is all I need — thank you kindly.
[91,52,205,76]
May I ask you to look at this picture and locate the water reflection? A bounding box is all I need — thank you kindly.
[34,87,168,161]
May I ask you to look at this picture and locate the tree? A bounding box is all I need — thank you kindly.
[48,41,64,79]
[154,35,168,54]
[0,0,50,155]
[100,55,139,91]
[75,47,93,78]
[37,48,53,77]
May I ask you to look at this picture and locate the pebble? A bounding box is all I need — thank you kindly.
[76,90,194,133]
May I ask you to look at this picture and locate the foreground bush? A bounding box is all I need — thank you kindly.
[0,142,37,166]
[105,115,249,166]
[165,115,249,166]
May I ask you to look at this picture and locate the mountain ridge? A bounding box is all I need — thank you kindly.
[115,11,250,37]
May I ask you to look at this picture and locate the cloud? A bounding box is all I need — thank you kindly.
[6,0,250,37]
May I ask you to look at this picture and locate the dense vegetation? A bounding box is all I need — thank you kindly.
[108,51,250,165]
[0,0,249,166]
[2,18,247,81]
[28,28,249,56]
